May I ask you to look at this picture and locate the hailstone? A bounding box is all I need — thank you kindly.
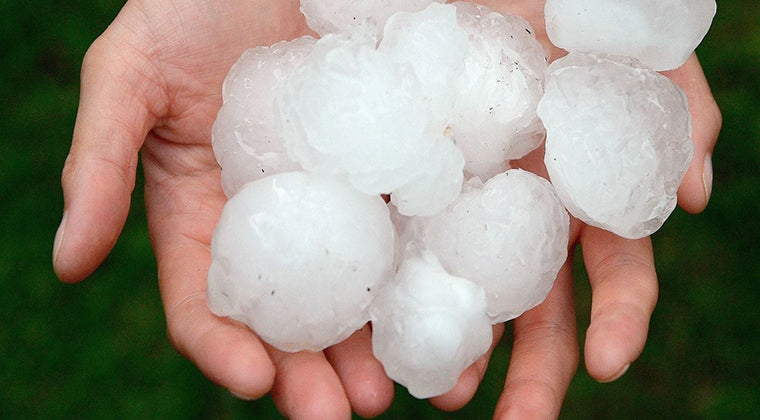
[402,170,569,323]
[299,0,445,38]
[450,1,548,179]
[207,172,395,352]
[275,25,464,216]
[538,53,693,239]
[371,253,492,398]
[212,36,315,197]
[544,0,717,71]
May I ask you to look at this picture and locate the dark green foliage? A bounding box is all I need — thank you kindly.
[1,1,757,418]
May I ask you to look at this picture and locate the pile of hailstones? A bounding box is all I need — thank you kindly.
[207,0,716,398]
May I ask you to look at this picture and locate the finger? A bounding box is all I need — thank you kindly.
[159,240,277,399]
[140,148,278,398]
[54,26,164,283]
[580,227,658,382]
[323,325,395,418]
[662,53,722,214]
[268,349,352,420]
[493,258,579,420]
[429,323,505,412]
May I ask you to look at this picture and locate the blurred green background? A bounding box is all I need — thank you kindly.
[1,1,758,418]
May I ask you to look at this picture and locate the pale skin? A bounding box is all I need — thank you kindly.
[53,0,722,418]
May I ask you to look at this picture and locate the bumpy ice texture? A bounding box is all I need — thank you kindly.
[450,1,547,179]
[371,253,492,398]
[378,2,469,126]
[207,172,395,352]
[276,24,464,216]
[538,53,693,239]
[403,170,569,322]
[299,0,444,37]
[544,0,717,71]
[212,37,315,197]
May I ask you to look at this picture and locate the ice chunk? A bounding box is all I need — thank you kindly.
[538,53,693,239]
[207,172,395,352]
[276,30,427,194]
[378,2,469,126]
[299,0,445,38]
[404,170,569,322]
[276,29,462,215]
[371,253,492,398]
[390,134,464,217]
[449,1,547,179]
[212,37,316,197]
[544,0,717,71]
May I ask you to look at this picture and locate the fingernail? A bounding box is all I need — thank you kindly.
[600,363,630,383]
[230,390,254,401]
[53,212,67,267]
[702,153,713,205]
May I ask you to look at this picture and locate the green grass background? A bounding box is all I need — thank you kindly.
[1,1,758,418]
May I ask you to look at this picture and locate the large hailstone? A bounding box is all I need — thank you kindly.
[206,172,395,352]
[545,0,717,71]
[450,1,548,179]
[538,53,693,239]
[212,37,315,197]
[403,170,569,323]
[299,0,444,38]
[371,253,492,398]
[276,28,463,216]
[378,2,469,126]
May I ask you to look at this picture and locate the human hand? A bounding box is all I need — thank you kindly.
[53,0,397,418]
[428,1,721,418]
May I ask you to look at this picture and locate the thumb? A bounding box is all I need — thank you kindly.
[53,27,162,283]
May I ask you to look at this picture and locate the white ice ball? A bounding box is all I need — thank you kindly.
[212,37,315,197]
[276,29,462,215]
[276,30,427,194]
[538,53,693,239]
[390,134,464,217]
[299,0,444,38]
[545,0,717,71]
[371,253,492,398]
[450,1,548,179]
[404,170,569,323]
[207,172,395,352]
[378,2,469,125]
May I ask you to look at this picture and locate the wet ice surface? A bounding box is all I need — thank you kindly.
[450,2,547,179]
[539,53,693,239]
[401,170,569,323]
[299,0,444,38]
[212,37,316,197]
[370,253,492,399]
[545,0,717,71]
[206,172,395,352]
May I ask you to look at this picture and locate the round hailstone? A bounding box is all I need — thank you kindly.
[378,2,470,125]
[390,135,464,217]
[212,37,315,197]
[538,53,693,239]
[371,253,492,398]
[276,29,460,215]
[206,172,395,352]
[404,170,569,323]
[299,0,444,38]
[449,1,548,179]
[544,0,717,71]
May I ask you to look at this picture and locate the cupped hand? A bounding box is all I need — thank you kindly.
[54,0,394,418]
[54,0,721,418]
[425,1,722,418]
